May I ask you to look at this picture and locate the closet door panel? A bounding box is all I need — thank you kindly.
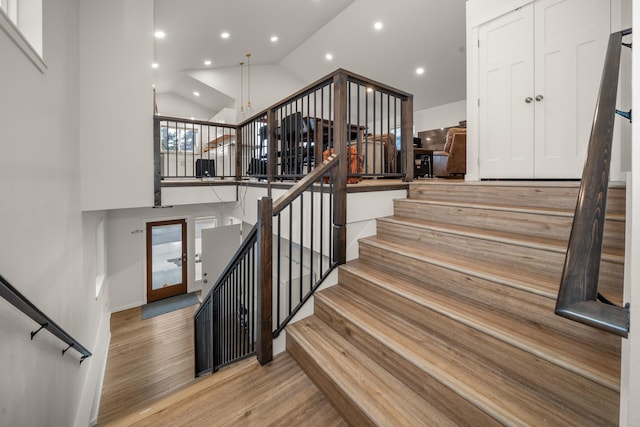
[534,0,610,177]
[479,5,535,178]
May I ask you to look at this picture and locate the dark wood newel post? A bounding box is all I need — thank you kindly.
[235,125,243,180]
[257,197,273,365]
[153,116,162,206]
[332,71,348,265]
[402,96,414,182]
[267,109,277,196]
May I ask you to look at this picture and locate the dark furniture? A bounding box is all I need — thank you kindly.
[414,148,434,178]
[195,159,216,177]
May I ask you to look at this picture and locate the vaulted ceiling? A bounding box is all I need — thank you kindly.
[153,0,467,121]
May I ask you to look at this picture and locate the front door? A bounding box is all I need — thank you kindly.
[146,219,187,302]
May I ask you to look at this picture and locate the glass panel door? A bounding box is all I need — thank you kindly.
[146,219,187,302]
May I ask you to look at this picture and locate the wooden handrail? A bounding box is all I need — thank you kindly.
[257,152,342,365]
[272,155,338,214]
[555,28,631,337]
[0,274,92,363]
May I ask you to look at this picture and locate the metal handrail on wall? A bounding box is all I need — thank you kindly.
[0,274,92,363]
[555,28,632,337]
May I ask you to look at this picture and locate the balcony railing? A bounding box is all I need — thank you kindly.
[154,69,414,206]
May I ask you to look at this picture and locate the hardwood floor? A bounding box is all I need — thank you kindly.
[98,304,199,425]
[98,301,345,426]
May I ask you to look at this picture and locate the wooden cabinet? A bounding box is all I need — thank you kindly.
[478,0,610,179]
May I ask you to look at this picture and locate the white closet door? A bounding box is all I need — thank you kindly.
[534,0,610,178]
[479,5,535,178]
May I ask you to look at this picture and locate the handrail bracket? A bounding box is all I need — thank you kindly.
[30,322,49,340]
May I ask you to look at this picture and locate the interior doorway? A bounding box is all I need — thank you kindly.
[146,219,187,302]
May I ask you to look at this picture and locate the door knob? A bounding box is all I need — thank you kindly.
[525,97,533,103]
[203,279,208,284]
[535,95,544,101]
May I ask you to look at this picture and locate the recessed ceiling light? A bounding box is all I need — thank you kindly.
[374,22,383,31]
[366,87,373,93]
[190,117,195,120]
[154,31,165,39]
[193,91,200,97]
[204,60,212,66]
[151,62,159,69]
[221,32,230,39]
[416,67,425,75]
[325,53,333,61]
[270,36,278,43]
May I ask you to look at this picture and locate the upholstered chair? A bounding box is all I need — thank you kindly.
[432,128,467,177]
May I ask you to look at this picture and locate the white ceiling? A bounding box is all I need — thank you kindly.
[153,0,467,120]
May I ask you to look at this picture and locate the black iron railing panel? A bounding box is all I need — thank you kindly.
[154,116,237,180]
[0,274,92,363]
[555,28,631,337]
[193,294,213,376]
[271,169,337,337]
[193,226,258,375]
[233,69,413,184]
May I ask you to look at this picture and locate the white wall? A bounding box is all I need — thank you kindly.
[0,1,110,425]
[106,197,266,312]
[157,92,213,121]
[413,100,466,133]
[78,0,155,211]
[620,2,639,424]
[188,64,307,124]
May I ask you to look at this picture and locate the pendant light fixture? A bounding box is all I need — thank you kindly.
[245,53,252,113]
[239,60,245,116]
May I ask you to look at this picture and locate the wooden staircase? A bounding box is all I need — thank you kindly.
[287,181,625,426]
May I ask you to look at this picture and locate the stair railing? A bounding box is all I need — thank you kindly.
[193,154,342,375]
[256,153,342,365]
[193,224,259,376]
[193,69,413,374]
[0,274,92,363]
[555,28,632,337]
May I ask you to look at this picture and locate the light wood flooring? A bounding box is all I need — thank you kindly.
[98,302,345,426]
[98,304,199,425]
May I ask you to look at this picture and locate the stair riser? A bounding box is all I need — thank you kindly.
[393,200,625,250]
[286,331,377,427]
[374,220,624,299]
[312,296,502,426]
[339,260,620,368]
[326,276,619,424]
[409,185,626,215]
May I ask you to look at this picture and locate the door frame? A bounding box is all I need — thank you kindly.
[146,218,187,302]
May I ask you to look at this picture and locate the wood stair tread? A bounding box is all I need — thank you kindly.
[360,234,562,299]
[361,230,623,305]
[376,215,625,261]
[394,198,626,222]
[315,285,616,426]
[340,259,620,392]
[287,317,460,427]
